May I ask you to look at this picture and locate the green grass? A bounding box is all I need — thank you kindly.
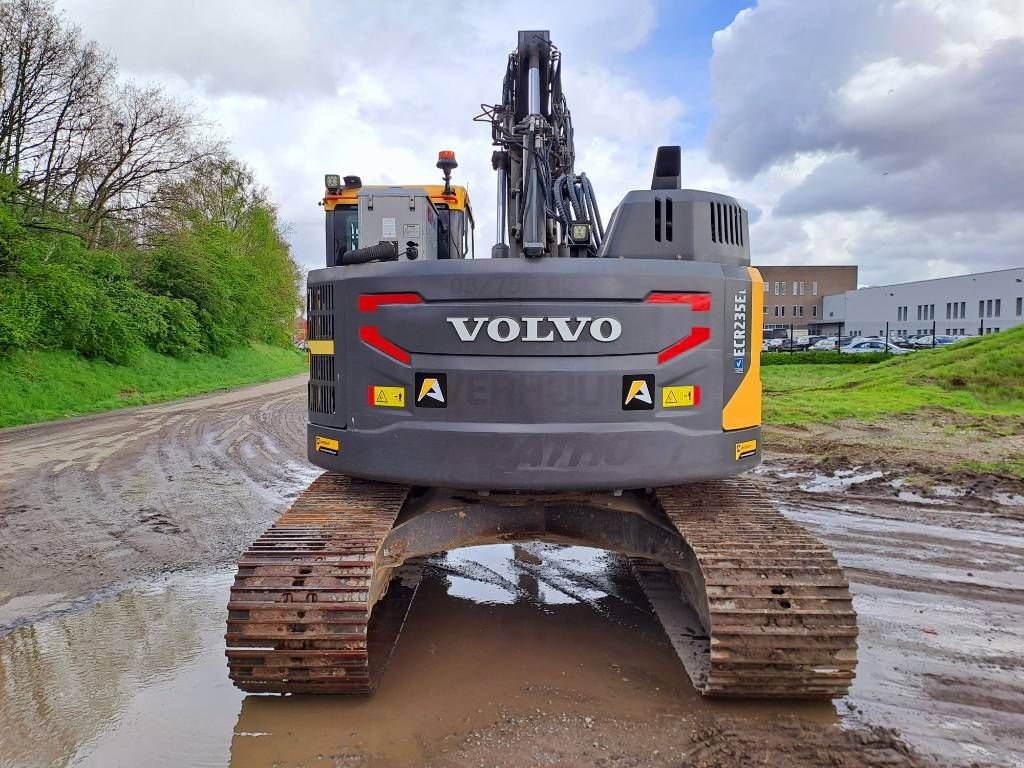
[762,326,1024,425]
[762,350,890,365]
[0,343,307,428]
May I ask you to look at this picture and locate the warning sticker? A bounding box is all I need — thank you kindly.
[314,436,339,455]
[368,385,406,408]
[735,439,758,460]
[403,223,421,240]
[662,385,698,408]
[382,217,397,239]
[622,375,655,411]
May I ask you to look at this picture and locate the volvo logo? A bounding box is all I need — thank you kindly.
[445,316,622,343]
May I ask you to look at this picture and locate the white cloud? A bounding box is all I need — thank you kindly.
[705,0,1024,284]
[58,0,674,270]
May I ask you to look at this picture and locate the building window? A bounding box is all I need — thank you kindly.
[773,306,780,317]
[763,304,768,314]
[781,282,787,296]
[945,303,951,319]
[812,281,818,296]
[929,304,934,320]
[774,282,780,296]
[812,305,817,317]
[995,299,1001,317]
[792,281,797,295]
[986,299,993,318]
[1017,297,1023,316]
[764,281,769,293]
[979,300,984,318]
[960,301,966,318]
[781,306,786,317]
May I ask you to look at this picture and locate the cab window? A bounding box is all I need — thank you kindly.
[436,206,466,259]
[332,204,358,263]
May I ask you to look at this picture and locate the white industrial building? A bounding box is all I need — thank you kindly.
[818,267,1024,338]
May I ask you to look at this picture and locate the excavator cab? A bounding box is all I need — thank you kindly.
[323,171,474,266]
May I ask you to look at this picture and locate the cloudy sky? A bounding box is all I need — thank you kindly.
[58,0,1023,287]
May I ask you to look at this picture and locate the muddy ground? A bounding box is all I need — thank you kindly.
[0,378,1021,768]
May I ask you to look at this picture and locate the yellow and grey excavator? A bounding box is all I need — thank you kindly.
[226,30,857,698]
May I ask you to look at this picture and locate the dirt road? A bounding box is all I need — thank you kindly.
[0,376,314,630]
[1,378,1021,767]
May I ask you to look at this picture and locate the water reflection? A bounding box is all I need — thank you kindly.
[229,551,693,767]
[1,545,694,768]
[0,573,239,768]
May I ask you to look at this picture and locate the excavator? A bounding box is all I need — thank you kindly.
[225,31,857,698]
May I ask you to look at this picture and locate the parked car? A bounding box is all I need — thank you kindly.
[841,339,909,354]
[795,335,826,349]
[767,338,785,349]
[912,334,956,348]
[811,336,852,351]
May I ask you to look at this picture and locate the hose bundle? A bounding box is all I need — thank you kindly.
[553,173,604,253]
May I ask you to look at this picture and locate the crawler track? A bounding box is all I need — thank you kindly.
[227,475,856,698]
[226,473,413,693]
[636,480,858,698]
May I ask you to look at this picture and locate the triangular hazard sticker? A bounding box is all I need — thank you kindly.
[666,391,677,403]
[376,390,388,404]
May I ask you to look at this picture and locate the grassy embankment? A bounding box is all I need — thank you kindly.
[0,343,306,428]
[761,327,1024,477]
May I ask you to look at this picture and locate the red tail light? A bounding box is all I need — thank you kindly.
[645,292,711,311]
[657,326,711,365]
[358,293,424,313]
[359,326,411,364]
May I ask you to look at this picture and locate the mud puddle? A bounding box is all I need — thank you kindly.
[2,531,1019,767]
[0,545,701,768]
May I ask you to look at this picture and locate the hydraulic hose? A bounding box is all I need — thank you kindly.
[340,240,400,266]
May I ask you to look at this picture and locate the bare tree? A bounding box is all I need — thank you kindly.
[0,0,106,199]
[77,83,217,246]
[151,155,271,236]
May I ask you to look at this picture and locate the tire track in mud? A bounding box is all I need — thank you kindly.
[0,376,315,631]
[770,476,1024,767]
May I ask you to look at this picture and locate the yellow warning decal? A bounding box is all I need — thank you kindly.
[735,439,758,461]
[314,436,339,455]
[662,385,697,408]
[369,385,406,408]
[307,339,334,355]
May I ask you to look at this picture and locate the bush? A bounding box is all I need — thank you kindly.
[0,189,298,364]
[761,350,892,365]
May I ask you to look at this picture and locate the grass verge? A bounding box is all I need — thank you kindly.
[0,343,307,428]
[762,328,1024,480]
[762,326,1024,425]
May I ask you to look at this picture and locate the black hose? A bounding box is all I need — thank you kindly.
[340,241,399,266]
